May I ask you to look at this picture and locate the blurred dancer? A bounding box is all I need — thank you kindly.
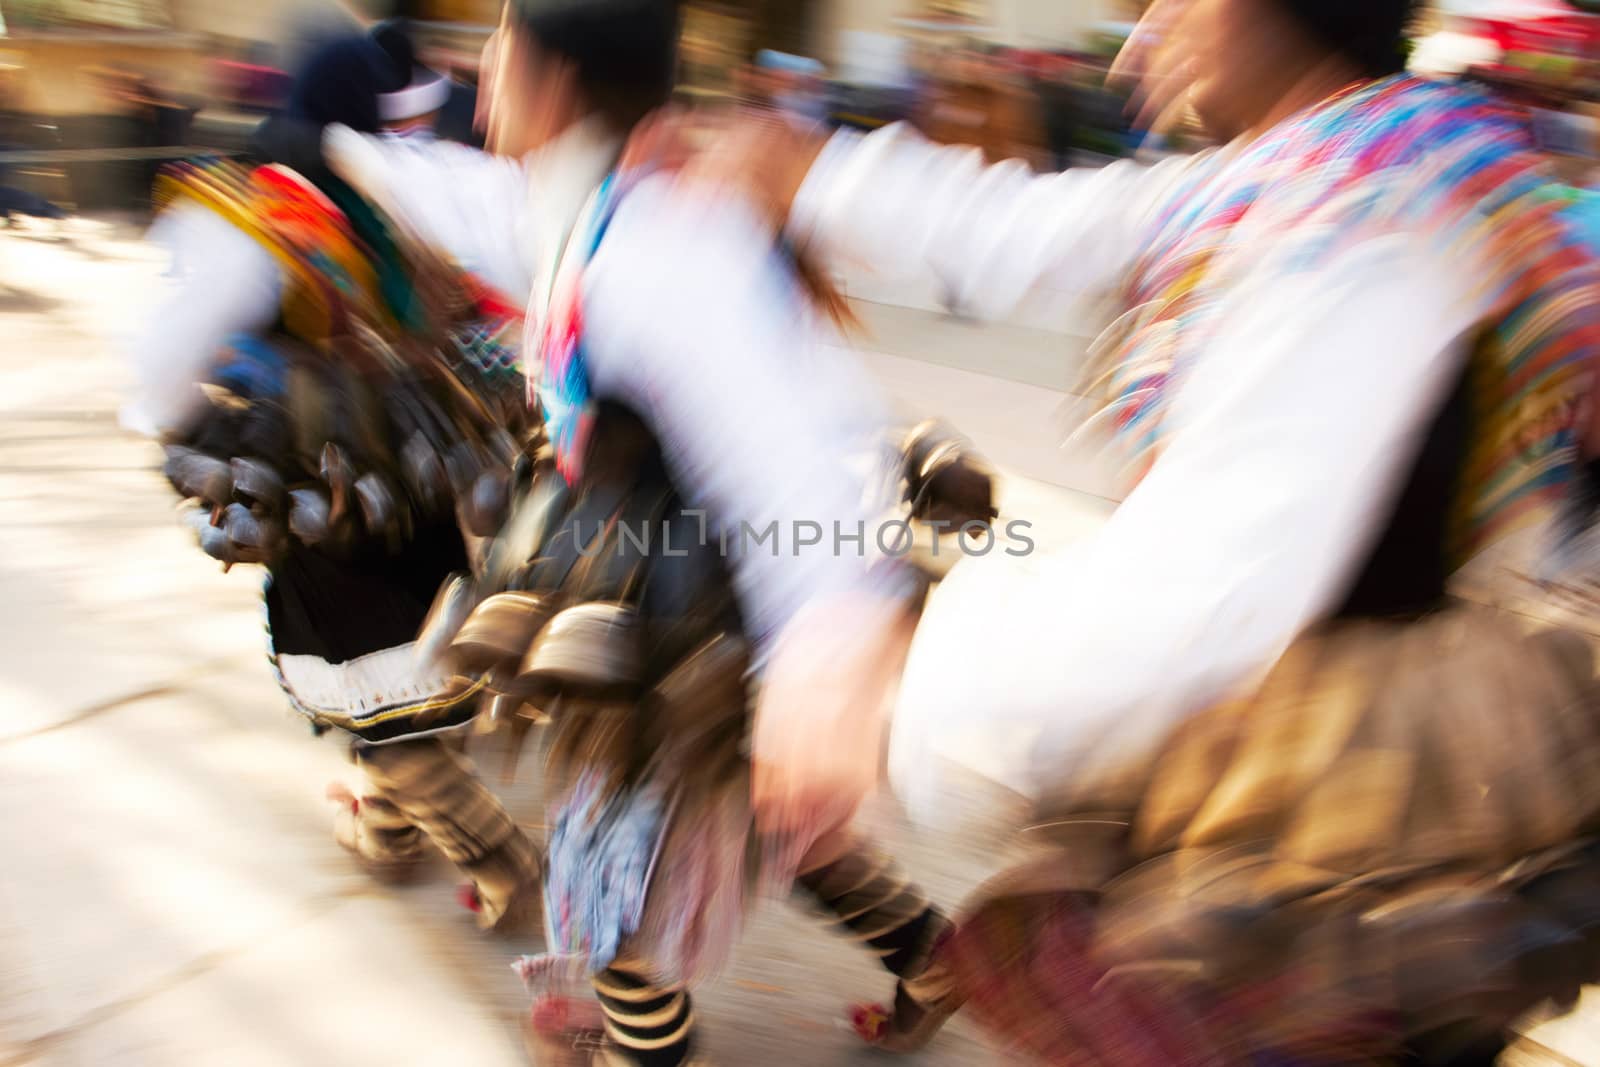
[327,2,958,1062]
[125,23,543,933]
[692,0,1600,1062]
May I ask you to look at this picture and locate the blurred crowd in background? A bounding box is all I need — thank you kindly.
[7,2,1600,217]
[0,0,1153,217]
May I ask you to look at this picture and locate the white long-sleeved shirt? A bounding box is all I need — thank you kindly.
[327,123,899,658]
[582,180,899,652]
[317,131,535,302]
[793,125,1492,825]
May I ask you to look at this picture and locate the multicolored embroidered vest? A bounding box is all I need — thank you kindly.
[1085,75,1600,566]
[157,160,384,345]
[156,158,524,394]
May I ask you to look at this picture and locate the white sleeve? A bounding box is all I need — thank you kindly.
[120,203,283,437]
[581,179,899,656]
[790,124,1209,322]
[887,231,1489,827]
[323,127,534,301]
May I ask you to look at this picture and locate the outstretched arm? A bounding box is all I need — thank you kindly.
[323,126,534,302]
[790,124,1208,321]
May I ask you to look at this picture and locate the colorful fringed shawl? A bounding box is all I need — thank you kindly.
[1088,75,1600,565]
[531,173,624,484]
[155,160,524,364]
[156,160,389,345]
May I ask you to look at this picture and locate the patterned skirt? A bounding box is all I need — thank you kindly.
[533,634,781,990]
[944,605,1600,1065]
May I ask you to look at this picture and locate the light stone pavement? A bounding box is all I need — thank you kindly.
[0,217,1590,1066]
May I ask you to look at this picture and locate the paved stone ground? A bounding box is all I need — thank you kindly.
[0,216,1591,1066]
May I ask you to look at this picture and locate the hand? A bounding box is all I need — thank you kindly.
[623,107,826,233]
[751,590,918,841]
[1109,0,1201,136]
[690,115,826,232]
[1107,0,1179,92]
[618,104,701,176]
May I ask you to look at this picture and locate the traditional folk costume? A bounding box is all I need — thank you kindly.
[334,109,981,1063]
[791,74,1600,1062]
[127,30,544,931]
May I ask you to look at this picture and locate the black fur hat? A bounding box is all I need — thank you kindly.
[286,32,395,134]
[1277,0,1417,77]
[509,0,681,117]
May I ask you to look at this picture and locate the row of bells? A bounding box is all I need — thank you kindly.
[399,419,1004,731]
[164,358,539,568]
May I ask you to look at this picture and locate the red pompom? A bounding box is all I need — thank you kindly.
[850,1002,891,1044]
[529,996,570,1034]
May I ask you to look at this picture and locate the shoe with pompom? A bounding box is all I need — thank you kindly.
[327,782,425,884]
